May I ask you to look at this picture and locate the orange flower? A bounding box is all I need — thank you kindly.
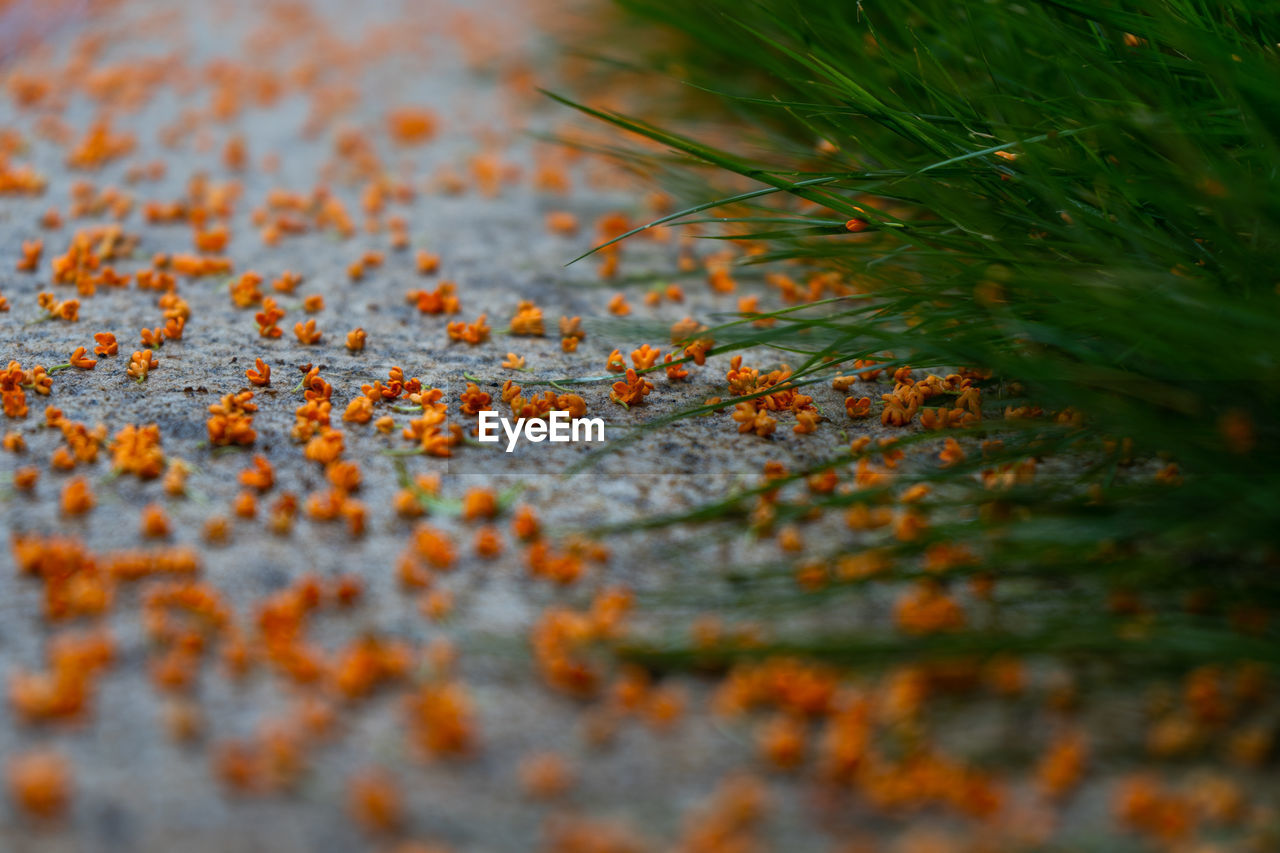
[459,383,492,416]
[343,397,374,424]
[271,271,302,293]
[6,751,71,820]
[545,211,579,235]
[512,505,541,541]
[388,106,437,144]
[194,225,228,252]
[403,679,477,757]
[757,714,807,770]
[559,315,585,341]
[462,487,497,520]
[127,350,158,381]
[345,328,366,352]
[346,768,403,835]
[207,392,257,446]
[510,300,544,336]
[203,516,229,543]
[38,292,79,322]
[400,526,451,575]
[304,430,344,464]
[233,491,257,518]
[793,410,820,434]
[880,391,918,426]
[474,527,503,558]
[327,460,362,492]
[644,684,686,729]
[738,295,775,328]
[894,509,927,541]
[239,455,275,491]
[675,338,707,367]
[61,476,95,515]
[664,353,689,381]
[630,345,660,370]
[895,580,963,634]
[610,369,653,407]
[245,358,270,386]
[939,437,966,466]
[294,319,322,345]
[519,753,573,799]
[605,349,626,373]
[68,347,96,370]
[163,460,189,496]
[16,239,42,272]
[108,423,164,477]
[140,504,171,538]
[415,250,440,274]
[254,297,285,337]
[502,352,525,369]
[607,293,630,316]
[900,483,931,503]
[732,402,777,437]
[408,281,459,314]
[707,262,736,293]
[51,447,75,470]
[446,314,490,345]
[303,294,325,313]
[1037,732,1087,798]
[162,315,185,341]
[229,271,264,307]
[139,326,165,348]
[845,396,871,418]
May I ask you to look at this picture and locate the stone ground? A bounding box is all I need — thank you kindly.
[2,1,1277,852]
[0,1,904,850]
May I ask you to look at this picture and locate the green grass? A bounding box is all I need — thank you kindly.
[551,0,1280,668]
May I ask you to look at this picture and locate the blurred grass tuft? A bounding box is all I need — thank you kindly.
[553,0,1280,667]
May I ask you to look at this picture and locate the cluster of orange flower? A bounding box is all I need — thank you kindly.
[510,299,544,336]
[110,423,165,477]
[406,279,459,314]
[37,291,79,322]
[255,296,285,337]
[446,313,490,344]
[207,391,257,446]
[0,2,1253,847]
[65,118,135,169]
[12,535,200,624]
[0,150,47,194]
[503,384,587,422]
[49,225,138,295]
[530,588,632,698]
[2,361,52,418]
